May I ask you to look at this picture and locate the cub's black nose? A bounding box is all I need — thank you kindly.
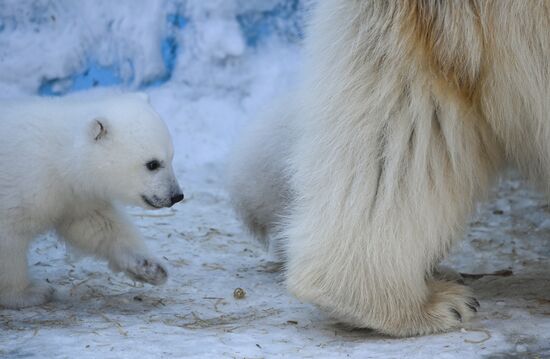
[170,193,184,206]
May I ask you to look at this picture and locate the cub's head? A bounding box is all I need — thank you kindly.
[83,93,183,209]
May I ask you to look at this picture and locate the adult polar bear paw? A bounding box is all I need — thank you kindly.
[416,281,480,335]
[0,282,54,309]
[368,281,480,337]
[289,276,480,337]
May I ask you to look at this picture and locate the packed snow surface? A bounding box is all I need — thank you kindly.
[0,1,549,358]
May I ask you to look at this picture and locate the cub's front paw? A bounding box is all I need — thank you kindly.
[124,256,168,285]
[0,282,54,309]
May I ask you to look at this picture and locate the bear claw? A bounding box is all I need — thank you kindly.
[450,308,462,322]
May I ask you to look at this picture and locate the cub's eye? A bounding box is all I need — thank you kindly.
[146,160,161,171]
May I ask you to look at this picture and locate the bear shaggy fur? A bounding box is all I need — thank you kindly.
[0,93,183,308]
[228,0,550,336]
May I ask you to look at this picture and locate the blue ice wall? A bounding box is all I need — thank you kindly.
[38,13,187,96]
[237,0,303,47]
[37,1,305,96]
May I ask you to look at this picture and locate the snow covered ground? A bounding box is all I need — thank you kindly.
[1,1,550,358]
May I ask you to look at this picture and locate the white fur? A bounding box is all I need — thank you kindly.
[228,1,550,336]
[227,97,296,252]
[0,93,183,308]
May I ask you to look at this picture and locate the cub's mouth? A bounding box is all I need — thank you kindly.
[141,195,164,209]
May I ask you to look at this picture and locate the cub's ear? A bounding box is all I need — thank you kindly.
[90,118,108,141]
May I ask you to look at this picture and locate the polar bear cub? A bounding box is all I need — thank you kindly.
[0,93,184,308]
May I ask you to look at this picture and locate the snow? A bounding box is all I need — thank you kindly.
[1,1,550,358]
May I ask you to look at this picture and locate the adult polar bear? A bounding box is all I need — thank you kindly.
[0,93,183,308]
[229,1,550,336]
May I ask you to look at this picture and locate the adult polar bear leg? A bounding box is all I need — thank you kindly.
[0,231,54,308]
[285,91,500,336]
[56,204,167,285]
[283,1,503,336]
[227,97,295,251]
